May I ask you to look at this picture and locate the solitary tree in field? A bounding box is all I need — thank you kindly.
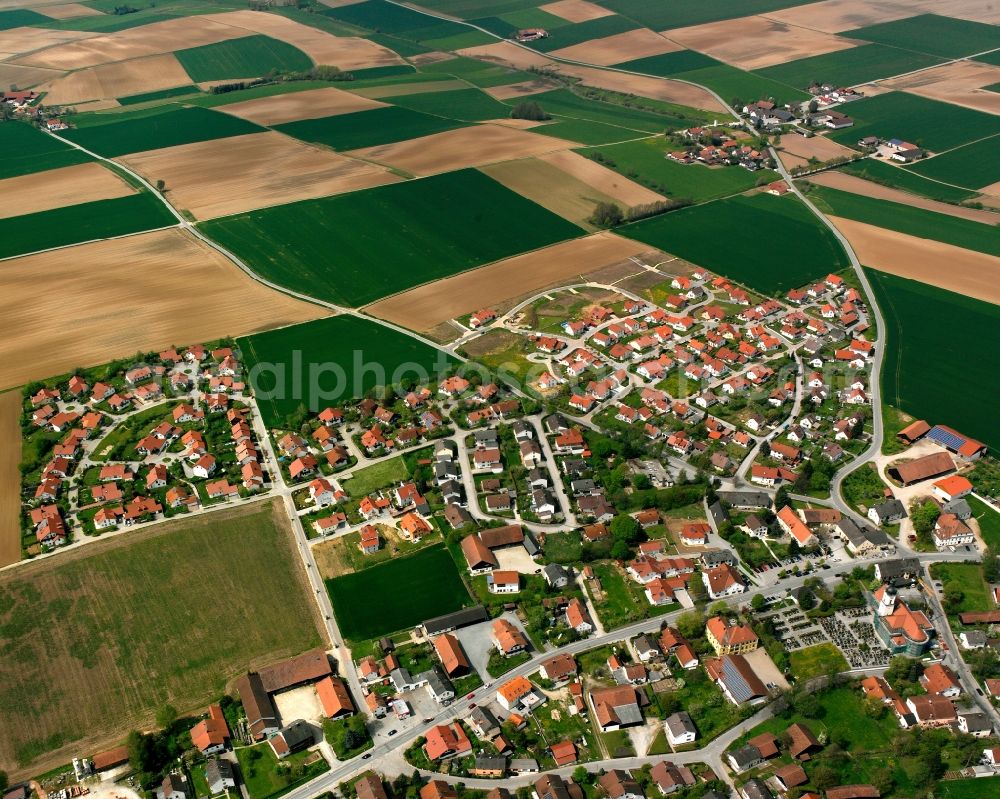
[510,101,550,121]
[155,179,166,193]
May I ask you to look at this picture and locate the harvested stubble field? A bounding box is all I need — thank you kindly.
[39,53,192,106]
[828,217,1000,306]
[121,131,401,220]
[0,500,325,777]
[239,315,454,427]
[0,228,326,390]
[0,61,64,90]
[551,62,727,112]
[37,3,102,19]
[776,132,857,169]
[364,231,650,331]
[346,123,574,176]
[201,168,583,307]
[664,15,859,70]
[0,390,19,568]
[881,60,1000,115]
[761,0,916,33]
[541,0,613,23]
[0,25,97,60]
[532,149,664,206]
[217,85,386,125]
[549,27,681,66]
[0,161,134,219]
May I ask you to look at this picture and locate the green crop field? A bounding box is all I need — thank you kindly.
[470,8,569,39]
[274,105,466,151]
[755,43,944,91]
[176,34,313,82]
[322,0,477,44]
[841,14,1000,59]
[238,316,455,427]
[0,8,47,28]
[613,49,719,76]
[0,501,323,771]
[809,186,1000,258]
[412,0,540,17]
[419,55,534,87]
[523,89,680,134]
[975,50,1000,67]
[534,118,650,145]
[326,544,471,641]
[826,92,999,152]
[63,106,263,157]
[622,192,848,294]
[201,169,583,307]
[837,159,976,203]
[583,138,777,202]
[118,85,201,106]
[384,87,513,121]
[939,778,1000,799]
[0,192,176,259]
[528,15,638,51]
[596,0,813,30]
[909,135,1000,190]
[0,121,91,179]
[868,269,1000,452]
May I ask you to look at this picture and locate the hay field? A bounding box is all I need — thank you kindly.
[541,0,613,23]
[217,86,386,125]
[0,390,20,568]
[14,17,249,69]
[665,15,860,70]
[0,228,326,389]
[808,172,1000,225]
[0,25,97,60]
[830,216,1000,305]
[39,53,191,105]
[881,60,1000,115]
[0,161,135,219]
[776,132,857,169]
[550,28,681,66]
[37,3,101,19]
[552,63,727,112]
[122,131,400,220]
[203,10,404,70]
[347,123,573,176]
[364,231,649,331]
[537,150,665,206]
[0,500,325,777]
[761,0,916,34]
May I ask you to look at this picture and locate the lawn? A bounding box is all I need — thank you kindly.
[621,192,849,295]
[789,642,849,682]
[968,495,1000,551]
[237,316,455,428]
[382,87,512,122]
[343,456,410,497]
[929,562,993,615]
[0,501,324,772]
[63,106,263,157]
[755,43,944,91]
[841,14,1000,59]
[837,159,976,204]
[909,135,1000,191]
[201,168,584,307]
[0,191,175,259]
[274,105,467,151]
[176,34,313,82]
[867,269,1000,452]
[808,185,1000,257]
[826,92,999,152]
[597,0,814,30]
[583,138,778,202]
[236,743,330,799]
[938,777,1000,799]
[325,544,471,640]
[0,121,91,179]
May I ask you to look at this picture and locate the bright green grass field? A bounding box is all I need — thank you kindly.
[929,562,993,614]
[274,105,466,151]
[382,87,512,121]
[0,192,176,259]
[827,91,999,152]
[582,138,777,202]
[938,777,1000,799]
[622,192,849,294]
[238,316,455,427]
[841,13,1000,59]
[755,43,945,91]
[597,0,814,30]
[175,34,313,82]
[0,121,91,179]
[62,106,263,157]
[201,168,583,307]
[809,186,1000,258]
[789,642,850,682]
[838,159,976,203]
[326,544,471,641]
[867,269,1000,452]
[968,496,1000,551]
[908,135,1000,191]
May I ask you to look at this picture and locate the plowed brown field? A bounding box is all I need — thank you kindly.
[0,162,135,220]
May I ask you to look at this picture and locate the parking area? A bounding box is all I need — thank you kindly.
[453,611,529,678]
